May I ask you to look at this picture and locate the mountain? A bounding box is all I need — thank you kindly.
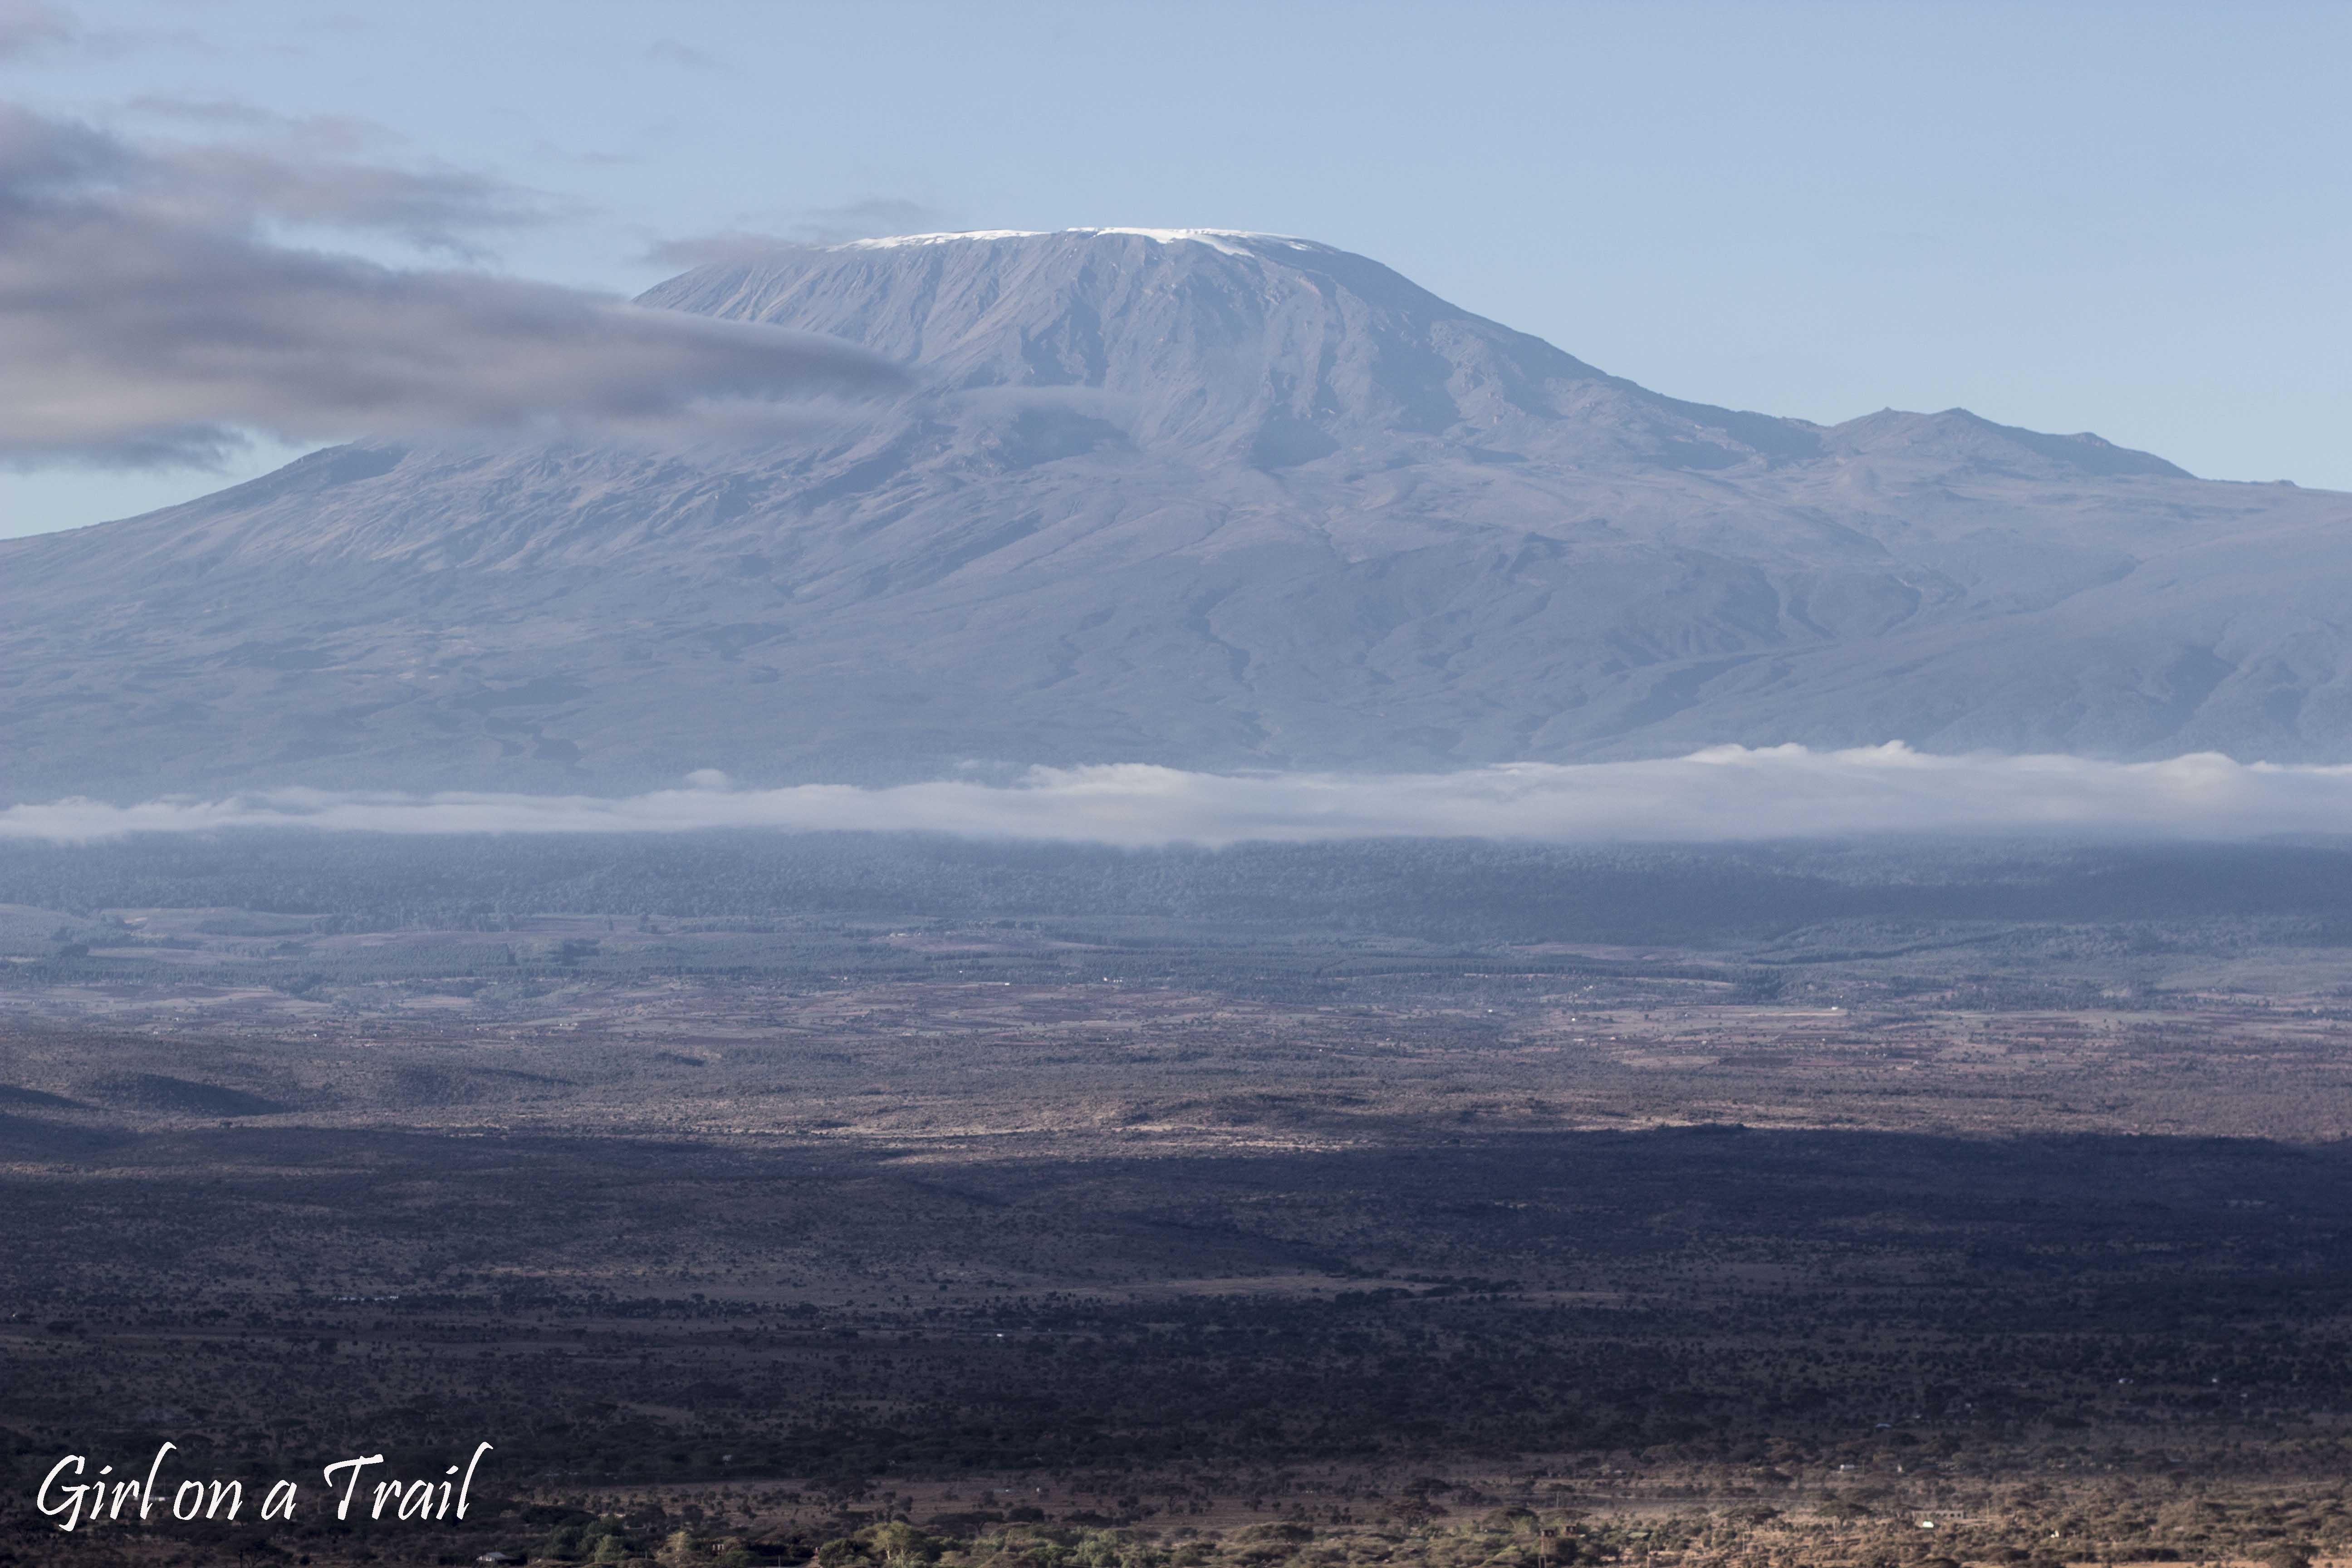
[5,226,2350,801]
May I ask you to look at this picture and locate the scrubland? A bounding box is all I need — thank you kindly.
[7,835,2352,1566]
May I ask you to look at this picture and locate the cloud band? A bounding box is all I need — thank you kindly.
[0,105,905,467]
[7,745,2352,847]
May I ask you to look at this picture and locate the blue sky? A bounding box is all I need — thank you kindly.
[4,0,2347,536]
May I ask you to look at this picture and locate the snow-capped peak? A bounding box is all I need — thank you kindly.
[835,227,1319,259]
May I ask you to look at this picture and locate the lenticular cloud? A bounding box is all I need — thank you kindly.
[8,745,2352,847]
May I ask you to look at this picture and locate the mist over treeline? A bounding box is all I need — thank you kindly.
[9,831,2352,947]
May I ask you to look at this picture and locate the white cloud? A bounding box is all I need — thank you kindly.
[8,745,2352,847]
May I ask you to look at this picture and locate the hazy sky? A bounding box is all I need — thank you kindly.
[4,0,2347,537]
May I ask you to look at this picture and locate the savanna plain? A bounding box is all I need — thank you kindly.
[6,833,2352,1568]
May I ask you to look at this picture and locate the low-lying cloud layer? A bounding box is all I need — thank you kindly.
[0,105,904,468]
[9,746,2352,847]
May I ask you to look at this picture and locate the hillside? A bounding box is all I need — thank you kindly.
[3,227,2345,799]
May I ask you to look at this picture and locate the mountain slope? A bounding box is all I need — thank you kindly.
[3,227,2347,800]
